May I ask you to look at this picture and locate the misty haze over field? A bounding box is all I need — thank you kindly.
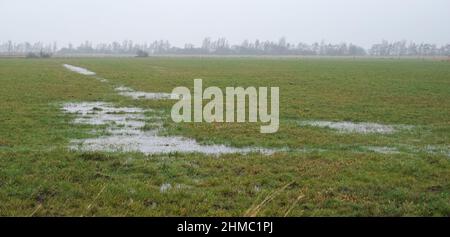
[1,0,450,47]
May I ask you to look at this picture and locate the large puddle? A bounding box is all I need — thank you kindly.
[299,120,396,134]
[63,64,96,76]
[63,102,272,155]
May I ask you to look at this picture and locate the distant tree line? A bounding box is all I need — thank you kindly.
[369,40,450,57]
[1,38,450,57]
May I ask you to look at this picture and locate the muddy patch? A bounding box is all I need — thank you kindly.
[299,120,396,134]
[63,102,272,155]
[63,64,96,76]
[115,86,178,100]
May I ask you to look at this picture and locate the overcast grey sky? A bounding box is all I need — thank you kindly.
[1,0,449,47]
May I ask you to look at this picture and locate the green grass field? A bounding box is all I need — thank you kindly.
[0,57,449,216]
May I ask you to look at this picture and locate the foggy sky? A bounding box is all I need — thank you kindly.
[1,0,450,47]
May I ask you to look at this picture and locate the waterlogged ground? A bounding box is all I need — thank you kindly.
[61,65,272,155]
[0,57,449,216]
[63,101,272,155]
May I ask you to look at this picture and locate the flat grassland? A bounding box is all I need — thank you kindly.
[0,57,449,216]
